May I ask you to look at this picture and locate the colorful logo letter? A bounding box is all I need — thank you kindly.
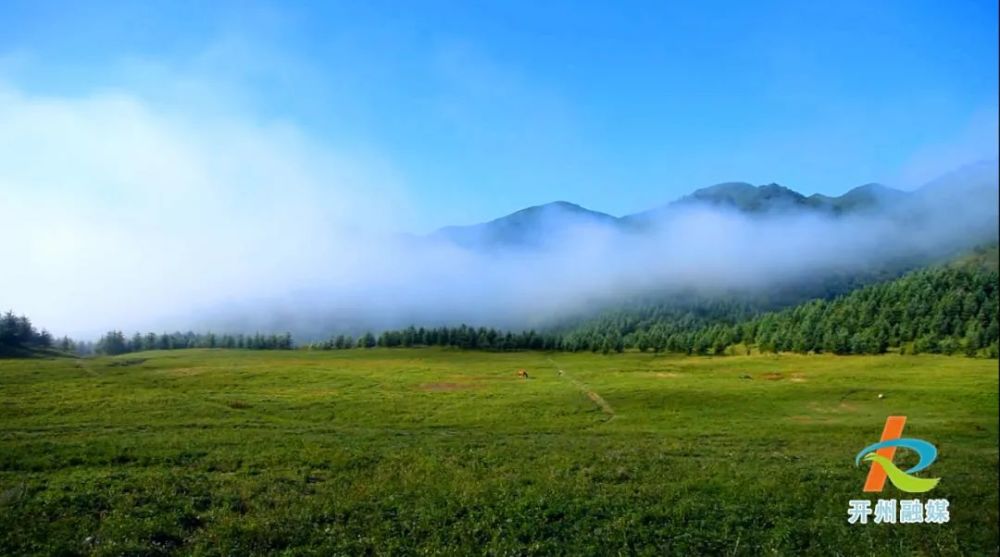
[855,416,940,493]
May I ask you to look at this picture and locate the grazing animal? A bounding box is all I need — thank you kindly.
[517,369,529,379]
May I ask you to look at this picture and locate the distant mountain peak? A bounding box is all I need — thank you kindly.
[481,200,615,224]
[677,181,807,212]
[542,200,584,209]
[504,200,597,217]
[841,183,903,197]
[692,181,755,193]
[803,183,908,213]
[431,200,616,250]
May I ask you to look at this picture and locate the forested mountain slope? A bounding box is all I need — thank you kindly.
[624,246,1000,357]
[360,246,999,356]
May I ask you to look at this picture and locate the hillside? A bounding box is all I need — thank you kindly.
[430,161,998,251]
[359,245,999,356]
[806,183,909,213]
[570,246,1000,357]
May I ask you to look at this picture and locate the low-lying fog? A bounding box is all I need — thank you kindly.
[2,84,997,339]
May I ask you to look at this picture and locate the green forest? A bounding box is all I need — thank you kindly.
[357,256,999,357]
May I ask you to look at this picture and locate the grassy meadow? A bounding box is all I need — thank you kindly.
[0,348,997,555]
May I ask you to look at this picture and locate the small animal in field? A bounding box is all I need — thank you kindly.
[517,369,529,379]
[558,369,564,376]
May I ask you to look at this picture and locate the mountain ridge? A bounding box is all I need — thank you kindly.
[429,160,998,251]
[430,181,908,248]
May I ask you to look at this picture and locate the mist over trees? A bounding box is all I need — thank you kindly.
[95,331,294,355]
[365,262,999,357]
[0,316,298,357]
[4,247,997,360]
[7,151,996,343]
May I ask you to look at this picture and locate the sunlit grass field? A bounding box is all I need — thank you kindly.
[1,349,996,555]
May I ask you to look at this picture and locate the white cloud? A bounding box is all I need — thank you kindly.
[0,81,410,336]
[0,77,995,341]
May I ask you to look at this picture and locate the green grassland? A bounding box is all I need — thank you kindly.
[1,349,997,555]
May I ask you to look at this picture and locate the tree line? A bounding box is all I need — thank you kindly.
[94,331,294,355]
[4,257,997,359]
[0,311,55,355]
[364,264,998,357]
[308,326,564,352]
[546,264,998,357]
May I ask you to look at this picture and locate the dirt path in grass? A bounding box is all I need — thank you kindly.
[75,359,99,377]
[547,358,616,421]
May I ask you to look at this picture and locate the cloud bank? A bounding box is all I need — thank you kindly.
[0,82,411,336]
[1,81,996,339]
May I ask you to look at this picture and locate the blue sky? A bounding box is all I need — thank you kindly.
[1,0,997,230]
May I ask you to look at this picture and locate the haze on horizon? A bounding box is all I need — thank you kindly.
[1,1,997,338]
